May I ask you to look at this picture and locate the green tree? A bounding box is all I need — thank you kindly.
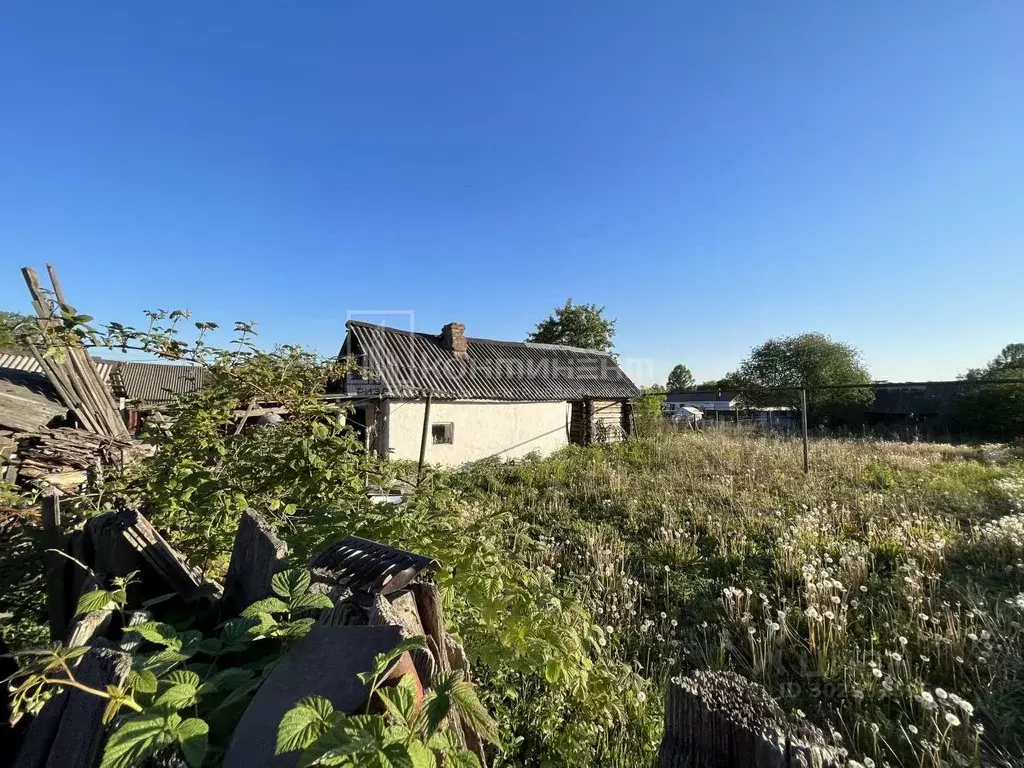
[526,299,616,353]
[947,343,1024,440]
[0,311,33,349]
[666,364,695,392]
[633,384,666,434]
[735,332,873,416]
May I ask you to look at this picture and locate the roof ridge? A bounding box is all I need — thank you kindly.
[345,320,614,356]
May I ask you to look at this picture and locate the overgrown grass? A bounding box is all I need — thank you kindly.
[455,428,1024,767]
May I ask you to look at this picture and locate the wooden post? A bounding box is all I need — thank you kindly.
[417,392,432,481]
[658,671,840,768]
[800,387,810,474]
[41,492,67,641]
[224,510,289,614]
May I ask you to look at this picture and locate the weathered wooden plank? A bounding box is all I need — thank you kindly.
[223,510,288,614]
[369,592,435,687]
[44,647,130,768]
[41,492,67,642]
[224,625,407,768]
[657,671,840,768]
[110,509,207,597]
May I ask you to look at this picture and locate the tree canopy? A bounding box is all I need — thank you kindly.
[735,332,873,412]
[666,364,694,393]
[0,311,33,349]
[526,299,616,353]
[947,342,1024,440]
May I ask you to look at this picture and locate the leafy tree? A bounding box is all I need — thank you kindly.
[964,343,1024,380]
[0,310,33,349]
[695,376,739,391]
[666,364,695,393]
[633,385,666,434]
[526,299,616,353]
[735,332,873,416]
[947,343,1024,440]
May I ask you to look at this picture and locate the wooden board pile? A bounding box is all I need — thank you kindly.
[20,265,130,441]
[6,502,482,768]
[11,427,148,490]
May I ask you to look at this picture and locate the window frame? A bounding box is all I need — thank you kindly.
[431,422,454,445]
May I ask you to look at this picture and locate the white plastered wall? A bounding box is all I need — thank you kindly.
[382,400,570,466]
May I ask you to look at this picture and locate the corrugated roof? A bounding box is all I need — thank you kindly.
[110,361,207,404]
[665,391,739,403]
[0,352,114,383]
[343,321,641,401]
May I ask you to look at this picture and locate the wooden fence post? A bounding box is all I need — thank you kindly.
[658,671,840,768]
[41,491,67,641]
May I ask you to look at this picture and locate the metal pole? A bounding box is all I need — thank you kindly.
[800,387,809,474]
[417,392,432,482]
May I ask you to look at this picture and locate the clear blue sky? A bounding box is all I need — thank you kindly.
[1,2,1021,386]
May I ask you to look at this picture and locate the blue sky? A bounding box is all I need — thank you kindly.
[1,2,1021,386]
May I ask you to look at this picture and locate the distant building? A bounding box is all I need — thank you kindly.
[663,390,796,429]
[338,320,641,466]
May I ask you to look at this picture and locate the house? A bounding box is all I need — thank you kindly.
[338,321,641,466]
[663,390,796,429]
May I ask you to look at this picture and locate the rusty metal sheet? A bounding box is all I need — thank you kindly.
[310,535,439,596]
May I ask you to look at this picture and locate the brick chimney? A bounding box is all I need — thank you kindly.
[440,322,468,358]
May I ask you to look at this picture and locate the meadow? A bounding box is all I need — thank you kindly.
[457,428,1024,767]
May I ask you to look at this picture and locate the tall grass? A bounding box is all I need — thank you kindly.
[459,428,1024,767]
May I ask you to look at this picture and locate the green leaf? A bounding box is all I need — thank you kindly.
[75,589,115,616]
[141,648,189,676]
[156,683,198,709]
[271,569,312,600]
[379,742,414,768]
[446,748,483,768]
[376,675,418,729]
[297,723,375,768]
[175,718,209,768]
[214,678,264,711]
[164,670,200,688]
[219,616,260,644]
[275,617,316,638]
[448,677,500,746]
[406,739,436,768]
[357,636,428,689]
[177,630,206,655]
[544,659,562,685]
[128,668,159,695]
[242,597,290,617]
[420,689,451,739]
[125,622,183,650]
[276,696,335,755]
[203,666,254,692]
[99,713,176,768]
[289,592,335,612]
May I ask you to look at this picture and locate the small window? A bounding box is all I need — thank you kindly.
[431,422,454,444]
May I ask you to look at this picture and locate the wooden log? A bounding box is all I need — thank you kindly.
[41,493,67,642]
[657,671,840,768]
[44,647,130,768]
[368,593,435,687]
[223,510,288,614]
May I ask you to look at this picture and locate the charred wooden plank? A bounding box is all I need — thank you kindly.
[310,536,438,596]
[44,647,130,768]
[224,625,407,768]
[223,510,288,614]
[41,493,67,642]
